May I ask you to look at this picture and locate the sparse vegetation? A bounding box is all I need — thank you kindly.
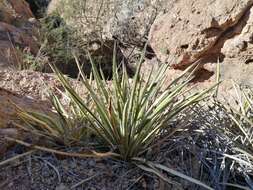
[53,49,215,160]
[14,46,48,71]
[16,91,91,146]
[1,1,253,189]
[227,83,253,153]
[39,14,78,66]
[4,48,253,189]
[11,46,220,189]
[222,83,253,188]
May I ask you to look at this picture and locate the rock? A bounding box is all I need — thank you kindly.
[0,69,85,154]
[0,0,34,23]
[47,0,170,46]
[0,69,67,125]
[46,0,173,77]
[41,12,130,78]
[103,0,174,47]
[8,0,34,19]
[147,0,253,98]
[47,0,172,63]
[0,69,65,100]
[221,6,253,61]
[0,0,38,69]
[0,87,52,128]
[205,3,253,91]
[55,184,70,190]
[149,0,253,67]
[0,22,39,67]
[0,69,89,105]
[0,0,35,29]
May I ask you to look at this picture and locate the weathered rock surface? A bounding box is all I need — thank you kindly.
[47,0,172,46]
[0,69,87,153]
[0,69,88,104]
[0,70,59,99]
[0,0,34,23]
[0,71,57,128]
[0,69,71,127]
[0,0,38,69]
[0,87,53,155]
[0,87,52,127]
[103,0,175,46]
[149,0,253,67]
[0,69,87,99]
[46,0,174,77]
[148,0,253,93]
[221,6,253,62]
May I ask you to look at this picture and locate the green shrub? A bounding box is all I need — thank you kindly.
[13,14,81,73]
[39,14,79,70]
[17,47,216,159]
[14,46,48,71]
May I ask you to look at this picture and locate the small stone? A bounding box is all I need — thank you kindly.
[88,159,96,167]
[55,183,70,190]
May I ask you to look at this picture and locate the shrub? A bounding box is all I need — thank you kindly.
[13,14,81,73]
[39,14,80,71]
[14,46,48,71]
[17,47,216,159]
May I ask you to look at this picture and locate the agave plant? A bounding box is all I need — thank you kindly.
[16,91,90,146]
[49,45,216,160]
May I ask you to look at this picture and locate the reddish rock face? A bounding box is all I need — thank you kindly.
[148,0,253,94]
[0,0,38,69]
[0,86,54,155]
[149,0,253,67]
[0,87,52,128]
[8,0,34,20]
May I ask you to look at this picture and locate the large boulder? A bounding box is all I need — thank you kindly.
[148,0,253,93]
[0,0,39,69]
[149,0,253,67]
[46,0,173,77]
[47,0,171,46]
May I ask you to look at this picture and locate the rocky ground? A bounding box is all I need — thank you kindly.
[0,107,237,190]
[0,0,253,189]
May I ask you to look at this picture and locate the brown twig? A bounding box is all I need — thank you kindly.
[5,137,118,158]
